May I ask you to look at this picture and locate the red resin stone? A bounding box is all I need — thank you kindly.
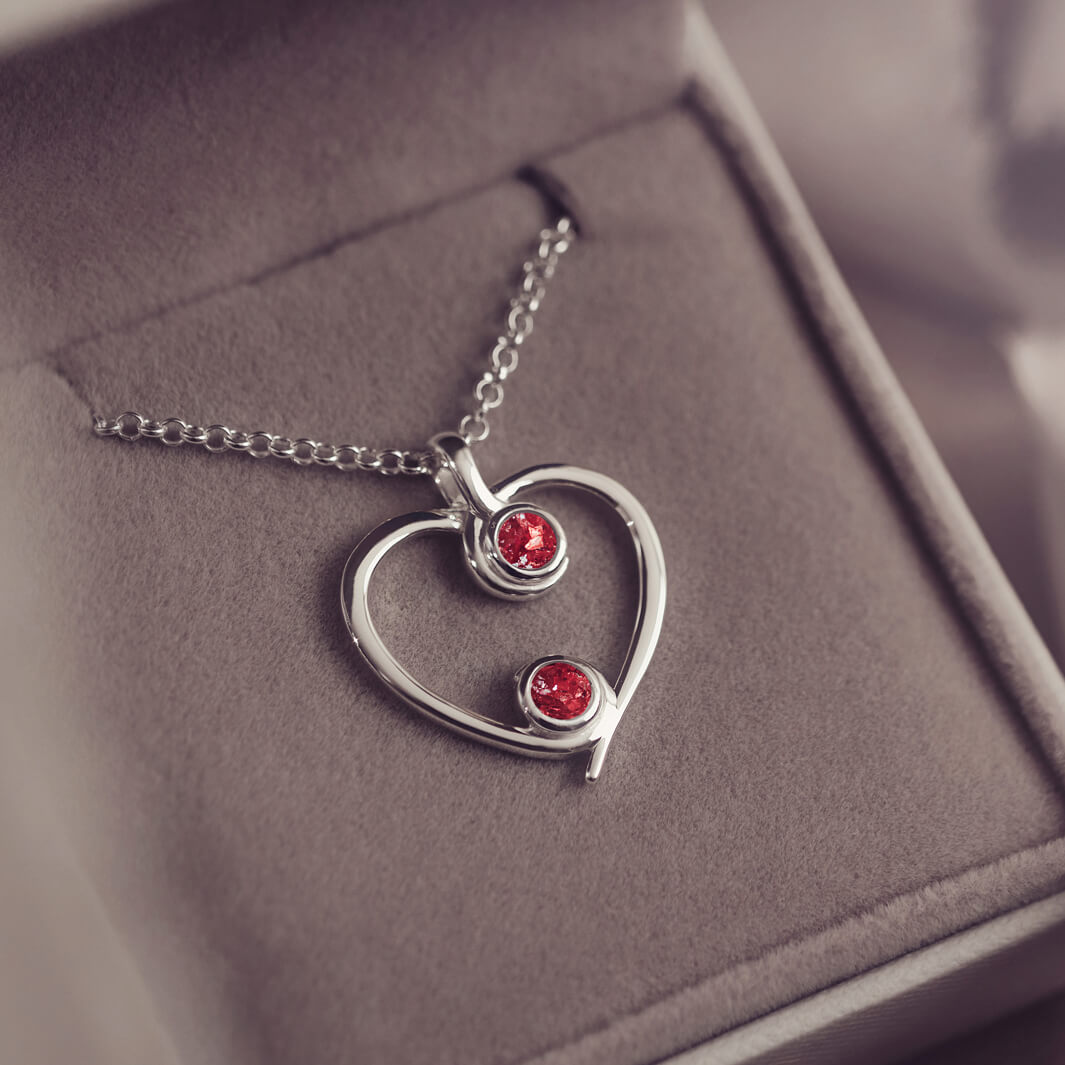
[496,511,558,570]
[530,662,592,720]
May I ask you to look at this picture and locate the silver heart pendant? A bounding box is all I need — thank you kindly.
[341,433,666,781]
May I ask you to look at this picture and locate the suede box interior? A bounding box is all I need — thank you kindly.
[2,2,1065,1064]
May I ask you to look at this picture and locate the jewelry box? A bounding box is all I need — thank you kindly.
[2,1,1063,1062]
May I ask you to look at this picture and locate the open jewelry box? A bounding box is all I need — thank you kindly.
[2,1,1065,1062]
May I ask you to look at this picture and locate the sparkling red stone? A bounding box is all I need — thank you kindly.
[530,662,592,720]
[496,511,558,570]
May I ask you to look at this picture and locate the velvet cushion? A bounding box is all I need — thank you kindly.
[2,2,1065,1064]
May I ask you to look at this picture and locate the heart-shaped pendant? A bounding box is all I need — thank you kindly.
[341,433,666,781]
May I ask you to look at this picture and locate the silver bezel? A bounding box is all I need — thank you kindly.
[515,656,606,733]
[487,504,567,580]
[460,505,569,601]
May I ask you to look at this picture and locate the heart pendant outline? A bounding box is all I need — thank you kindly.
[340,435,666,781]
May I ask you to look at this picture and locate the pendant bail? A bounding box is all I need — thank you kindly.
[429,433,502,514]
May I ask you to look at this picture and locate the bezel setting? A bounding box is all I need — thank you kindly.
[488,504,567,579]
[515,656,612,733]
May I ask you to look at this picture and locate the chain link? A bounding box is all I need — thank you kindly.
[90,413,439,475]
[92,217,575,476]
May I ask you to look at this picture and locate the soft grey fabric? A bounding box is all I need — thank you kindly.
[0,0,686,364]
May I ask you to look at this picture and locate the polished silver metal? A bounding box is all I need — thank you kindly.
[431,432,569,600]
[341,436,667,782]
[91,217,574,474]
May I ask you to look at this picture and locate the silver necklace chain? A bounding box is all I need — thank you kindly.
[92,217,574,476]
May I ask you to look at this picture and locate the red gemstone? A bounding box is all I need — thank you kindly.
[530,662,592,720]
[496,511,558,570]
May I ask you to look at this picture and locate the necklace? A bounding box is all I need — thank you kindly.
[92,218,666,782]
